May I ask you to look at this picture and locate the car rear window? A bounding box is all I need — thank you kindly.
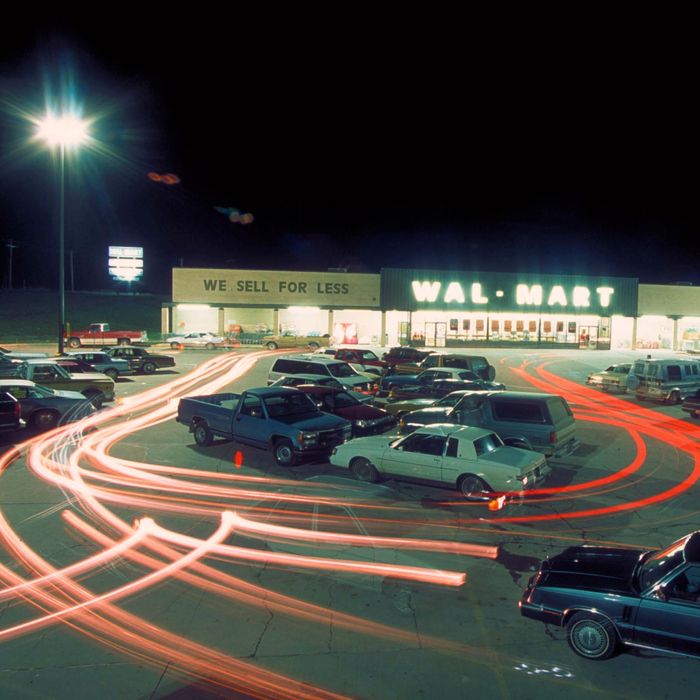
[491,399,546,423]
[546,398,573,424]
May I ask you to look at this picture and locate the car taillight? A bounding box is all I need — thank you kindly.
[14,402,20,419]
[549,431,556,444]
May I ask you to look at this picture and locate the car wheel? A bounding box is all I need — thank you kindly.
[308,341,320,349]
[117,338,130,346]
[170,342,181,349]
[669,390,681,405]
[350,457,380,483]
[205,342,215,350]
[458,474,492,501]
[266,342,278,351]
[83,390,104,409]
[566,613,618,660]
[142,362,156,375]
[692,410,700,419]
[193,421,213,447]
[68,337,81,349]
[104,368,118,381]
[31,409,59,430]
[273,439,297,466]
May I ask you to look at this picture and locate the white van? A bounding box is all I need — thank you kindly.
[627,358,700,403]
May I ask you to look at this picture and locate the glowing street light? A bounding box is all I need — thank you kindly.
[35,112,90,354]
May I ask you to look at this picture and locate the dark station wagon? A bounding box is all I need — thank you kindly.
[104,347,176,375]
[520,532,700,660]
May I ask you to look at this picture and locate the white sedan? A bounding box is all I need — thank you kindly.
[330,424,550,500]
[165,332,225,349]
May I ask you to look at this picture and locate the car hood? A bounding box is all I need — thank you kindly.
[270,412,351,430]
[52,389,89,400]
[392,398,435,409]
[405,406,452,423]
[542,546,644,594]
[335,405,388,421]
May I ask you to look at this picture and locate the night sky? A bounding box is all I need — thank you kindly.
[1,15,697,295]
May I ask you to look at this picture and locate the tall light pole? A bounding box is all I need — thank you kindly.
[35,113,89,354]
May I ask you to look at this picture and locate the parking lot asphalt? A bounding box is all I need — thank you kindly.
[1,345,699,699]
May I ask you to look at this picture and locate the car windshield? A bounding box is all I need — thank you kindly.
[637,534,690,590]
[263,393,319,417]
[437,393,466,407]
[33,384,57,397]
[328,364,358,378]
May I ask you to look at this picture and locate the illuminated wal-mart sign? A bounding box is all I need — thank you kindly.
[411,281,614,307]
[108,246,143,282]
[379,269,639,316]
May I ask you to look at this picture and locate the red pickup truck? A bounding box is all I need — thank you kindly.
[66,323,148,348]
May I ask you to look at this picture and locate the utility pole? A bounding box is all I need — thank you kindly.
[5,239,18,290]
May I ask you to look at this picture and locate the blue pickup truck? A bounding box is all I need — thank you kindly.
[176,386,352,466]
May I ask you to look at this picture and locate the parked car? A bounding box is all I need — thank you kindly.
[176,387,352,466]
[586,363,631,391]
[330,424,550,500]
[382,347,434,367]
[681,388,700,418]
[0,379,96,430]
[4,359,114,407]
[627,357,700,403]
[0,391,21,432]
[268,374,373,404]
[384,387,492,417]
[262,332,330,351]
[165,331,226,349]
[384,377,505,402]
[399,390,578,458]
[103,346,176,375]
[380,368,494,394]
[65,351,133,380]
[294,385,398,437]
[268,356,379,396]
[520,531,700,660]
[388,353,496,381]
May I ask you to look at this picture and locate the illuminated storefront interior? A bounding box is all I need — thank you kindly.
[166,268,699,351]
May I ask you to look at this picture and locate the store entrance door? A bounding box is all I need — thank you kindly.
[579,325,598,349]
[425,322,447,347]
